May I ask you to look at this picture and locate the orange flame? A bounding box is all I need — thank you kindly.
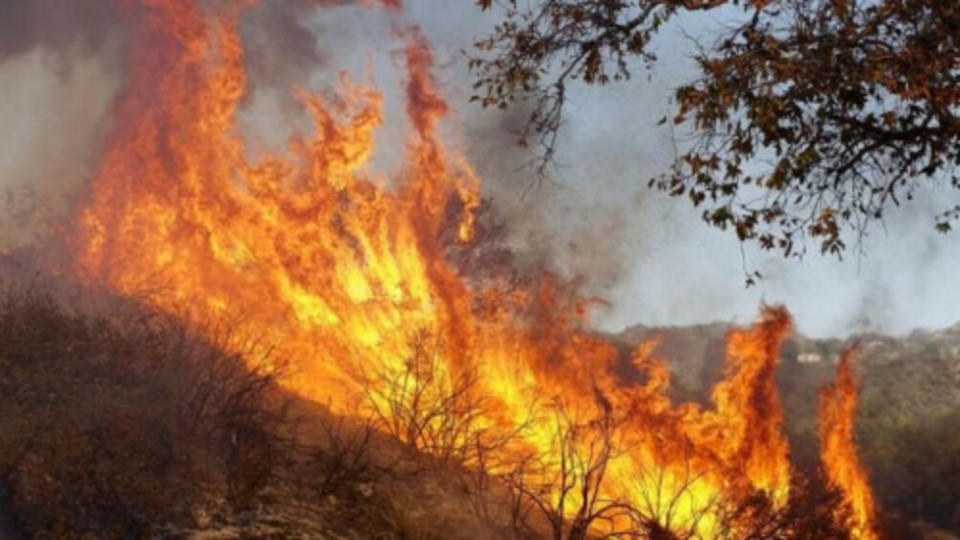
[73,1,873,537]
[820,349,877,539]
[708,306,793,502]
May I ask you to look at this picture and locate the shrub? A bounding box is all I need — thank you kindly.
[0,286,289,538]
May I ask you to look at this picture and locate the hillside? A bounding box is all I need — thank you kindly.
[1,255,956,539]
[0,282,528,540]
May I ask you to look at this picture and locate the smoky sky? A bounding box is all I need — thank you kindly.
[0,0,124,248]
[405,1,960,338]
[0,0,119,63]
[1,0,958,338]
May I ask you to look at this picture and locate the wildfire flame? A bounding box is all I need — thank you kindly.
[73,1,877,537]
[820,349,878,539]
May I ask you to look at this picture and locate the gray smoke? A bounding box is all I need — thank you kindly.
[0,0,120,64]
[405,2,960,338]
[0,1,124,248]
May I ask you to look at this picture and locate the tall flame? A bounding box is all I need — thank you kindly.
[709,306,792,502]
[820,350,878,539]
[73,1,874,537]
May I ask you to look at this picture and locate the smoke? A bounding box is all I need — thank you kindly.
[237,1,405,155]
[2,0,958,337]
[395,1,673,299]
[242,2,329,97]
[0,0,120,64]
[0,1,124,249]
[240,1,391,118]
[403,3,960,338]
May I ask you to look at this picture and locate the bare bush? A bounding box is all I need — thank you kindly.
[163,321,292,511]
[0,286,292,537]
[308,412,377,500]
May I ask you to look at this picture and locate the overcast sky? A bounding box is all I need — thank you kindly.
[1,0,958,338]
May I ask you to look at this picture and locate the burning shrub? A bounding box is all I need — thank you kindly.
[356,330,494,469]
[710,475,854,540]
[0,285,290,538]
[502,400,631,540]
